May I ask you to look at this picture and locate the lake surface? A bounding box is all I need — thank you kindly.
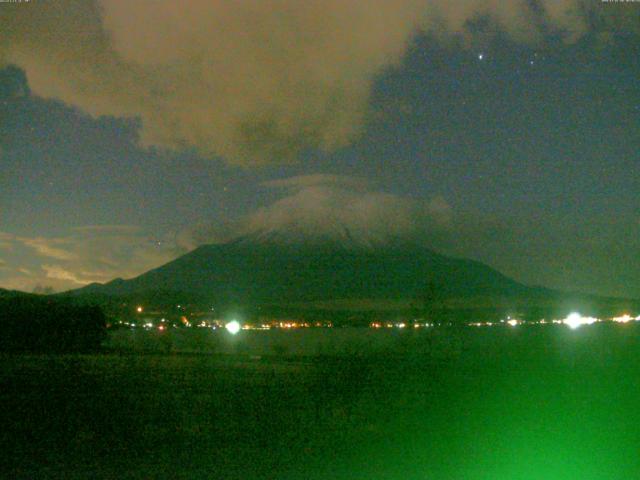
[107,325,462,356]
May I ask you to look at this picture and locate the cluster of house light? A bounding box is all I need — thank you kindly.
[123,309,336,333]
[125,306,639,333]
[468,313,640,330]
[369,314,640,330]
[369,322,435,329]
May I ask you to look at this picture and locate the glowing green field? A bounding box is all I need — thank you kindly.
[2,323,639,479]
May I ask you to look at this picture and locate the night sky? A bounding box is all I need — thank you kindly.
[0,1,638,297]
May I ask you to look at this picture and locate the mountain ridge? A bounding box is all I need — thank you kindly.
[60,231,640,321]
[69,232,542,302]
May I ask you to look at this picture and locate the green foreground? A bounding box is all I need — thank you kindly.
[2,324,640,479]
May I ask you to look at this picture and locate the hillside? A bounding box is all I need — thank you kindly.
[62,226,640,320]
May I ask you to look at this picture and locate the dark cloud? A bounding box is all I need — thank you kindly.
[262,174,371,192]
[1,0,630,165]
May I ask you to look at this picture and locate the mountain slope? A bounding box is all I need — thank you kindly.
[71,233,544,305]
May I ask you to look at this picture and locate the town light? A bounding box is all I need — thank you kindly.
[226,320,241,335]
[563,312,597,329]
[612,314,633,323]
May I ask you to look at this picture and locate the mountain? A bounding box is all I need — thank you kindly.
[68,230,552,309]
[64,226,640,321]
[0,288,35,299]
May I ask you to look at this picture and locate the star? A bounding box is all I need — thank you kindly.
[478,53,484,61]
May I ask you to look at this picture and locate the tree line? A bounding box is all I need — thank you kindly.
[0,294,106,353]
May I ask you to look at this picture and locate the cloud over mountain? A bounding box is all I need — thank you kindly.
[173,174,453,251]
[0,176,452,291]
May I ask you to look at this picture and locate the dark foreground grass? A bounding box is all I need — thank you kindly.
[2,324,640,479]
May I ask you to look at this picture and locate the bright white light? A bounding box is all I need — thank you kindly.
[612,314,633,323]
[563,312,598,329]
[478,53,484,60]
[136,306,143,313]
[564,313,583,329]
[225,320,241,335]
[507,319,518,327]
